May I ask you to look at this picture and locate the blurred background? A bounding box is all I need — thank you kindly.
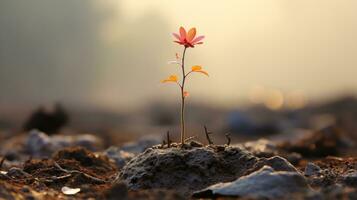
[1,0,357,144]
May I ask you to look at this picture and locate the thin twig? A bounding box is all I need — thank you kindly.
[184,136,197,143]
[167,131,171,148]
[161,140,166,148]
[0,156,5,169]
[225,132,231,146]
[39,174,73,183]
[204,125,213,145]
[53,161,108,184]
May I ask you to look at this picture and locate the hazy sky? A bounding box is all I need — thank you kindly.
[1,0,357,110]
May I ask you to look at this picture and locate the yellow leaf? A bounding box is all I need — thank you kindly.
[183,91,189,97]
[161,75,178,83]
[191,65,202,71]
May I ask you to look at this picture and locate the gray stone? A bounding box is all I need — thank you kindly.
[304,162,322,177]
[193,166,311,199]
[25,129,102,157]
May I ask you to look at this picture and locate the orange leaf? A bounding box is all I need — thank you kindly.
[161,75,178,83]
[191,65,202,71]
[191,65,209,76]
[195,70,209,76]
[183,91,189,97]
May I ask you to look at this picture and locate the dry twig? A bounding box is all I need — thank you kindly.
[184,136,197,143]
[0,156,5,169]
[204,125,214,145]
[225,132,231,146]
[53,161,108,184]
[167,131,171,148]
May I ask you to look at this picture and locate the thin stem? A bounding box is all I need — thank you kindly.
[180,47,187,145]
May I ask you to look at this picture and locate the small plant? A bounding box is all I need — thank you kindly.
[161,26,208,145]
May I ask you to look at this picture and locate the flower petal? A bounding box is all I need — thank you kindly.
[179,27,187,39]
[187,28,196,42]
[191,65,202,71]
[191,35,205,44]
[172,33,181,41]
[174,41,184,45]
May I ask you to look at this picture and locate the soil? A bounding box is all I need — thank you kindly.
[2,97,357,199]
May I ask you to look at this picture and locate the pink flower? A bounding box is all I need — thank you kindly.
[172,27,205,48]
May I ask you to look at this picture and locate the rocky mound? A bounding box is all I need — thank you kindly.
[120,144,298,195]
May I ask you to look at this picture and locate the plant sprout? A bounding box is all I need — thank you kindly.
[161,26,208,145]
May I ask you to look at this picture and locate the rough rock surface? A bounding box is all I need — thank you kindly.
[304,162,322,177]
[120,145,258,194]
[193,166,311,199]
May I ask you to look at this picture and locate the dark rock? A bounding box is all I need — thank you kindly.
[278,125,351,157]
[21,186,30,193]
[342,170,357,187]
[305,162,322,177]
[23,103,69,134]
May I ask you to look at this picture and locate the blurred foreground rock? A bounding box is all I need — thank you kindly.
[193,165,311,199]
